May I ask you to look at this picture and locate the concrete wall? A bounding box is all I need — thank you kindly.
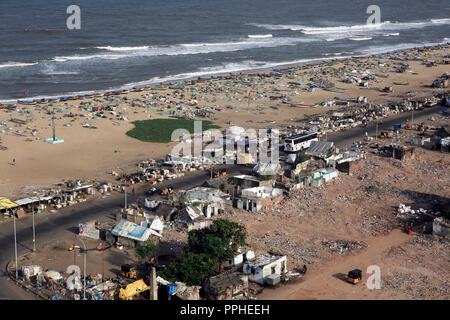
[244,256,287,285]
[433,218,450,237]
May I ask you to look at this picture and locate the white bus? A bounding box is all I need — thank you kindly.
[284,133,319,152]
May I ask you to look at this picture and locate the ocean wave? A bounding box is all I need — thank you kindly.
[52,54,124,62]
[384,32,400,37]
[96,46,150,51]
[0,62,38,69]
[249,18,450,34]
[42,71,80,75]
[49,37,316,63]
[248,34,273,38]
[349,37,372,41]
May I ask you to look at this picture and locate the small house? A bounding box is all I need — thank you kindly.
[243,255,287,285]
[203,271,248,300]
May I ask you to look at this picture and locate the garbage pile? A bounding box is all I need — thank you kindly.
[321,240,367,255]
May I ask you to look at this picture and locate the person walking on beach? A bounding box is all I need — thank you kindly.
[12,158,15,166]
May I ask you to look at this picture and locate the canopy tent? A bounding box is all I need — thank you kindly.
[0,197,18,211]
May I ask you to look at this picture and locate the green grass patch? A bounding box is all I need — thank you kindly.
[126,118,220,143]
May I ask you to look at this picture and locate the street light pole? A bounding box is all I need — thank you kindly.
[13,211,18,280]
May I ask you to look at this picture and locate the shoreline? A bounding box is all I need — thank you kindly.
[1,41,448,105]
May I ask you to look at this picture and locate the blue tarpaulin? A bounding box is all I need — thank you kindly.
[167,284,177,300]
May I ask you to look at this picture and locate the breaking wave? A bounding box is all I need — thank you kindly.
[248,34,273,38]
[0,62,38,69]
[349,37,372,41]
[96,46,151,51]
[249,18,450,34]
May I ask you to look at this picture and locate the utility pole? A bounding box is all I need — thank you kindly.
[247,88,251,113]
[376,121,378,141]
[32,203,36,252]
[52,110,56,142]
[150,265,157,300]
[13,211,18,280]
[78,238,87,300]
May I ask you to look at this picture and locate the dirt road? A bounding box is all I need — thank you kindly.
[258,229,412,300]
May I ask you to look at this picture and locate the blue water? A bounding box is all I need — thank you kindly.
[0,0,449,101]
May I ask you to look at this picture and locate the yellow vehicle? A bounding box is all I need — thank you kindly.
[161,186,174,196]
[379,131,393,139]
[424,99,437,107]
[121,264,137,279]
[347,269,362,285]
[214,170,227,178]
[118,279,150,300]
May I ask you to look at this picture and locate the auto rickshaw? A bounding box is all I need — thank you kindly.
[121,264,137,279]
[161,186,174,196]
[347,269,362,285]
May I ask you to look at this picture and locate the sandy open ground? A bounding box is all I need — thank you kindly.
[0,46,449,200]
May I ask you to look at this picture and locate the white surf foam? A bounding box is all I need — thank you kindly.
[49,37,316,63]
[96,46,150,51]
[249,18,450,35]
[0,62,38,69]
[248,34,273,38]
[349,37,373,41]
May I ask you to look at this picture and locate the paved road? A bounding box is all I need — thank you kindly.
[0,164,252,299]
[0,105,444,300]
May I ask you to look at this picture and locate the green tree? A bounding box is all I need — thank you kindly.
[159,219,247,285]
[159,252,215,286]
[295,153,309,164]
[136,238,159,263]
[188,219,246,271]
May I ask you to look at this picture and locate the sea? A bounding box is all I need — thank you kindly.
[0,0,449,102]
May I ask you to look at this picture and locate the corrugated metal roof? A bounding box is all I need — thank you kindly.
[306,141,334,156]
[111,219,151,241]
[14,195,54,206]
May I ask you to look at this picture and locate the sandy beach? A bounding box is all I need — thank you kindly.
[0,45,449,199]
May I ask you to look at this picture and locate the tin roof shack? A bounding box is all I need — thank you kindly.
[59,183,94,206]
[252,162,281,177]
[111,219,160,248]
[146,201,177,222]
[310,169,339,187]
[172,206,212,231]
[202,270,248,300]
[388,145,415,161]
[237,186,283,212]
[433,217,450,238]
[184,187,231,218]
[243,255,287,286]
[441,137,450,152]
[14,195,54,213]
[330,151,363,174]
[233,175,264,189]
[305,141,335,159]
